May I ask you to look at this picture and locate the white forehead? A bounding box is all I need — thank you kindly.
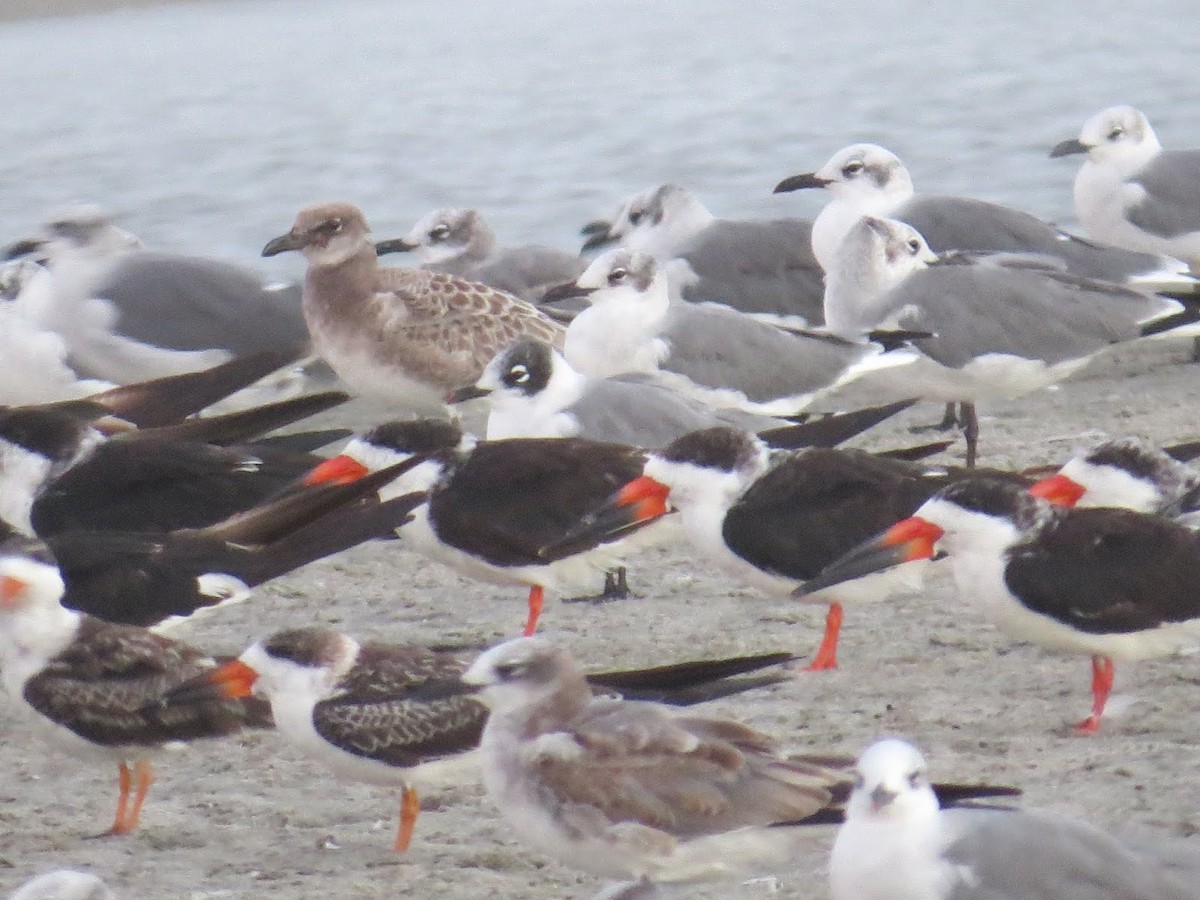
[857,738,926,779]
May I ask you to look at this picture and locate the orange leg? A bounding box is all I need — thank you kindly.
[522,585,544,636]
[114,759,155,834]
[394,784,420,852]
[804,603,843,671]
[104,761,132,836]
[1075,655,1114,734]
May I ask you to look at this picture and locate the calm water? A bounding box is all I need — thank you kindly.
[1,0,1198,283]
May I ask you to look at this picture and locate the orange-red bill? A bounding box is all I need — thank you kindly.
[880,516,945,561]
[793,516,943,599]
[0,575,27,608]
[1027,473,1086,507]
[304,454,370,486]
[615,475,671,522]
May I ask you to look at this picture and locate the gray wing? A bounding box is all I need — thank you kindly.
[941,808,1200,900]
[662,301,875,403]
[98,252,309,353]
[1126,150,1200,238]
[678,218,825,323]
[471,246,586,301]
[886,260,1175,368]
[901,196,1179,283]
[568,376,733,447]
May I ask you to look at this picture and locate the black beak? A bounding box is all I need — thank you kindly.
[1049,138,1089,158]
[374,238,419,255]
[445,384,492,404]
[262,231,305,257]
[773,172,833,193]
[580,219,611,238]
[3,238,47,261]
[581,230,618,253]
[791,515,942,598]
[539,280,595,305]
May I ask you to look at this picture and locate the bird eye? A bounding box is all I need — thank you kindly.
[430,224,450,240]
[330,219,343,233]
[628,211,643,225]
[907,770,922,788]
[1107,127,1124,141]
[493,662,522,679]
[509,364,530,384]
[842,161,865,177]
[907,238,922,255]
[608,267,628,283]
[852,772,864,790]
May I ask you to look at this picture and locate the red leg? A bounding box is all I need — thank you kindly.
[103,761,132,836]
[114,759,155,834]
[394,785,420,852]
[1075,655,1114,734]
[804,603,843,671]
[522,585,544,636]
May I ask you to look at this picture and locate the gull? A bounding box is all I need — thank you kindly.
[820,216,1193,465]
[463,636,852,895]
[374,207,585,302]
[543,248,916,418]
[9,870,113,900]
[0,544,260,836]
[4,205,308,384]
[1051,105,1200,267]
[776,142,1195,290]
[580,184,825,325]
[831,738,1200,900]
[262,203,565,409]
[799,477,1200,731]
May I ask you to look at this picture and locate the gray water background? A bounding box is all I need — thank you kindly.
[1,0,1197,284]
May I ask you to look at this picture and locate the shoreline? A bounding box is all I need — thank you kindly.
[0,0,243,25]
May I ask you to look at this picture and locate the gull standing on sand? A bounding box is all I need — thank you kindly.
[1051,105,1200,267]
[374,207,585,302]
[831,738,1200,900]
[820,216,1193,465]
[463,636,851,897]
[775,142,1194,288]
[262,203,565,409]
[581,183,825,325]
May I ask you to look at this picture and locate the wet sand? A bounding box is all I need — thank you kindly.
[4,336,1200,898]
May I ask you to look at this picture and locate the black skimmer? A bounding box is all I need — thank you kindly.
[23,459,425,629]
[462,636,853,895]
[261,203,565,408]
[831,738,1200,900]
[540,248,917,419]
[799,476,1200,732]
[554,426,1027,670]
[373,207,585,302]
[157,625,805,851]
[811,215,1196,465]
[0,546,259,836]
[1029,437,1200,521]
[4,205,307,384]
[577,183,825,326]
[774,142,1196,289]
[302,418,661,635]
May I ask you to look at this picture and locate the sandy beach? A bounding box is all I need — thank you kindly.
[3,335,1200,899]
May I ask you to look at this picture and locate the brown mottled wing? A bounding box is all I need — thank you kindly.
[22,617,246,747]
[313,644,484,766]
[372,267,566,385]
[527,699,842,838]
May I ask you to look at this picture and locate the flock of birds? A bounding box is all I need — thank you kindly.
[4,103,1200,898]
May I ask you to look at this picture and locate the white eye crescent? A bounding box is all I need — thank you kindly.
[510,364,530,383]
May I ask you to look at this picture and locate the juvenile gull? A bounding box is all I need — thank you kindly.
[776,142,1195,288]
[4,205,308,384]
[263,203,565,409]
[1052,105,1200,266]
[831,738,1200,900]
[463,636,851,894]
[545,249,914,418]
[582,184,825,325]
[374,207,586,302]
[821,216,1192,465]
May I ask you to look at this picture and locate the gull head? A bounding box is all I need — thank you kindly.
[777,144,914,211]
[1051,105,1161,170]
[464,636,585,715]
[574,248,662,303]
[619,184,715,256]
[847,738,939,822]
[263,202,374,268]
[4,204,142,264]
[388,208,494,266]
[580,187,658,252]
[831,216,936,304]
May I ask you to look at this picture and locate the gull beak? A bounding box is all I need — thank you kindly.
[773,172,833,193]
[304,454,371,486]
[580,219,611,238]
[1027,473,1086,507]
[581,230,617,253]
[793,516,944,597]
[374,238,419,255]
[2,238,47,261]
[869,784,898,812]
[446,384,492,404]
[0,574,29,608]
[261,230,306,257]
[539,475,671,558]
[1049,138,1090,158]
[539,280,595,305]
[160,659,260,707]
